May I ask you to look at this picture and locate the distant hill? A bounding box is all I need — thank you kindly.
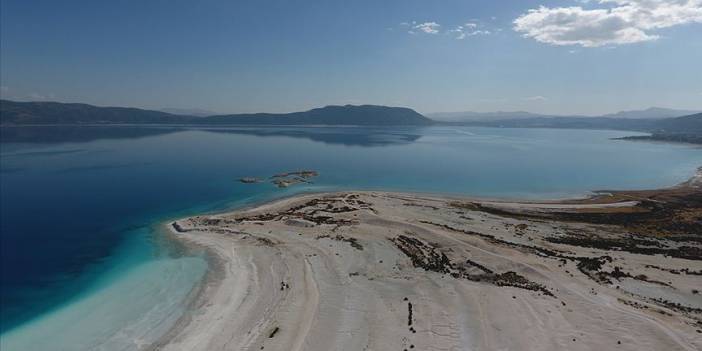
[202,105,433,126]
[616,112,702,144]
[655,112,702,133]
[0,100,433,126]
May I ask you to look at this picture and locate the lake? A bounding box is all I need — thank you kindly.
[1,125,700,350]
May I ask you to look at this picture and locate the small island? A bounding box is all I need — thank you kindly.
[239,170,320,188]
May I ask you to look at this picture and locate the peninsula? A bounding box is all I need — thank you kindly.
[155,169,702,350]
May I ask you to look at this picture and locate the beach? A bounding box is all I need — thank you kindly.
[152,170,702,351]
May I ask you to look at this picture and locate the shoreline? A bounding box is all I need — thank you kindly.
[146,224,226,350]
[151,168,702,350]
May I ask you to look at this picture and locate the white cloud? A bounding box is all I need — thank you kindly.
[514,0,702,47]
[523,95,548,101]
[470,30,491,36]
[449,28,468,40]
[414,22,441,34]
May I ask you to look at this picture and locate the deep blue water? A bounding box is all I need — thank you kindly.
[0,125,700,348]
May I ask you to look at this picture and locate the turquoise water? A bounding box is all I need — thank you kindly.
[1,126,700,350]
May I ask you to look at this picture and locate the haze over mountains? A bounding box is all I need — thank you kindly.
[159,108,217,117]
[600,107,700,120]
[428,107,699,122]
[428,111,548,122]
[428,107,702,143]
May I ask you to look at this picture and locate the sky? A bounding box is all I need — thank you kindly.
[1,0,701,115]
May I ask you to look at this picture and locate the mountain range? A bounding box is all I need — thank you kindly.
[1,100,700,143]
[0,100,432,126]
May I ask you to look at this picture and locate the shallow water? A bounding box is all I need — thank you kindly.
[1,125,700,349]
[1,229,207,350]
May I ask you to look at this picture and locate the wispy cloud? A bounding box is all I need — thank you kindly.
[28,92,56,101]
[523,95,548,102]
[403,20,493,39]
[449,23,491,40]
[514,0,702,47]
[413,22,441,34]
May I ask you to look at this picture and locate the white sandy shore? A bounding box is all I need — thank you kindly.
[151,191,702,351]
